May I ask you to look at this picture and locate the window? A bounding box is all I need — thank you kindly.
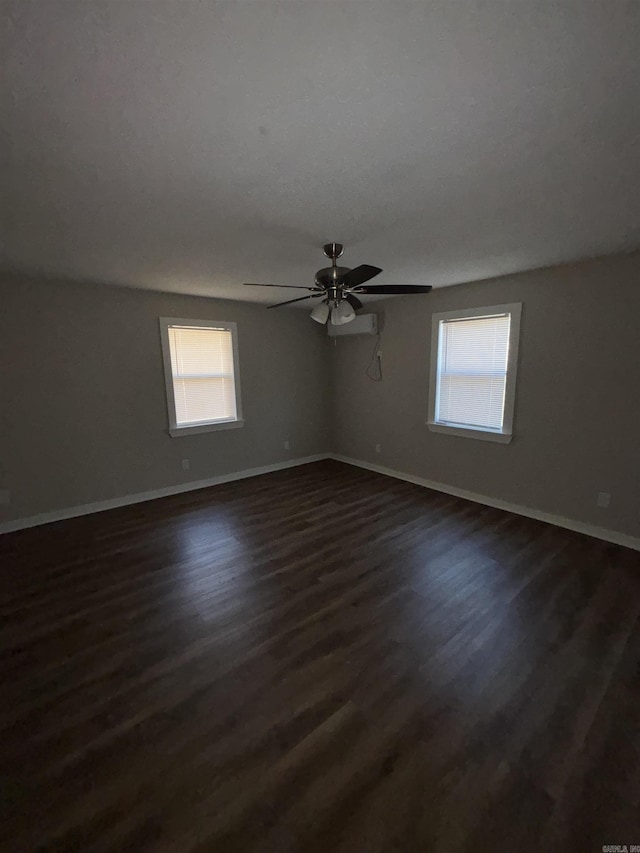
[427,303,521,443]
[159,318,243,437]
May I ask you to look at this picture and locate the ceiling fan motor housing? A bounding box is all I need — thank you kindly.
[315,266,350,288]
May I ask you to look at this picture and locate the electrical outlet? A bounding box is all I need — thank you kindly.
[284,440,290,450]
[596,491,610,508]
[0,489,9,506]
[375,444,381,453]
[181,459,190,471]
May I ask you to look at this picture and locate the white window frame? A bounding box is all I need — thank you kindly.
[427,303,522,444]
[159,317,244,438]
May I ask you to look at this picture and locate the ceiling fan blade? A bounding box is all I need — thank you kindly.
[243,283,323,290]
[344,293,363,310]
[341,265,383,288]
[352,284,433,295]
[267,293,324,309]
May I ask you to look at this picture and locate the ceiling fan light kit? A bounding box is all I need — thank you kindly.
[331,300,356,325]
[310,302,330,324]
[243,243,433,324]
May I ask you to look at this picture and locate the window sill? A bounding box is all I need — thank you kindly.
[169,419,244,438]
[426,421,512,444]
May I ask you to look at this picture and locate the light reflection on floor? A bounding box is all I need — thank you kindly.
[170,510,256,625]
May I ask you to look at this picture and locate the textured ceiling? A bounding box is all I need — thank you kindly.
[2,0,640,306]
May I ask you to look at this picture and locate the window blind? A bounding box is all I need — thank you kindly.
[436,314,511,430]
[168,326,237,425]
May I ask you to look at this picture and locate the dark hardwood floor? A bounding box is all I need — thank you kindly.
[1,459,638,852]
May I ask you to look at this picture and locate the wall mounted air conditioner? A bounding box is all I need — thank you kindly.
[327,313,378,337]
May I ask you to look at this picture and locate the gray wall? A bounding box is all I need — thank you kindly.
[2,253,639,540]
[0,274,330,521]
[330,252,640,540]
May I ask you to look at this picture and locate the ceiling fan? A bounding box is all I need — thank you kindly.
[243,243,432,325]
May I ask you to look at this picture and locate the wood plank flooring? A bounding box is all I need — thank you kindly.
[1,459,639,852]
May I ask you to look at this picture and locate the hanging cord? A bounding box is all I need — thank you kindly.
[366,334,382,382]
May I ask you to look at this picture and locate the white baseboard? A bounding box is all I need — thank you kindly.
[4,452,639,552]
[330,454,640,553]
[0,454,330,535]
